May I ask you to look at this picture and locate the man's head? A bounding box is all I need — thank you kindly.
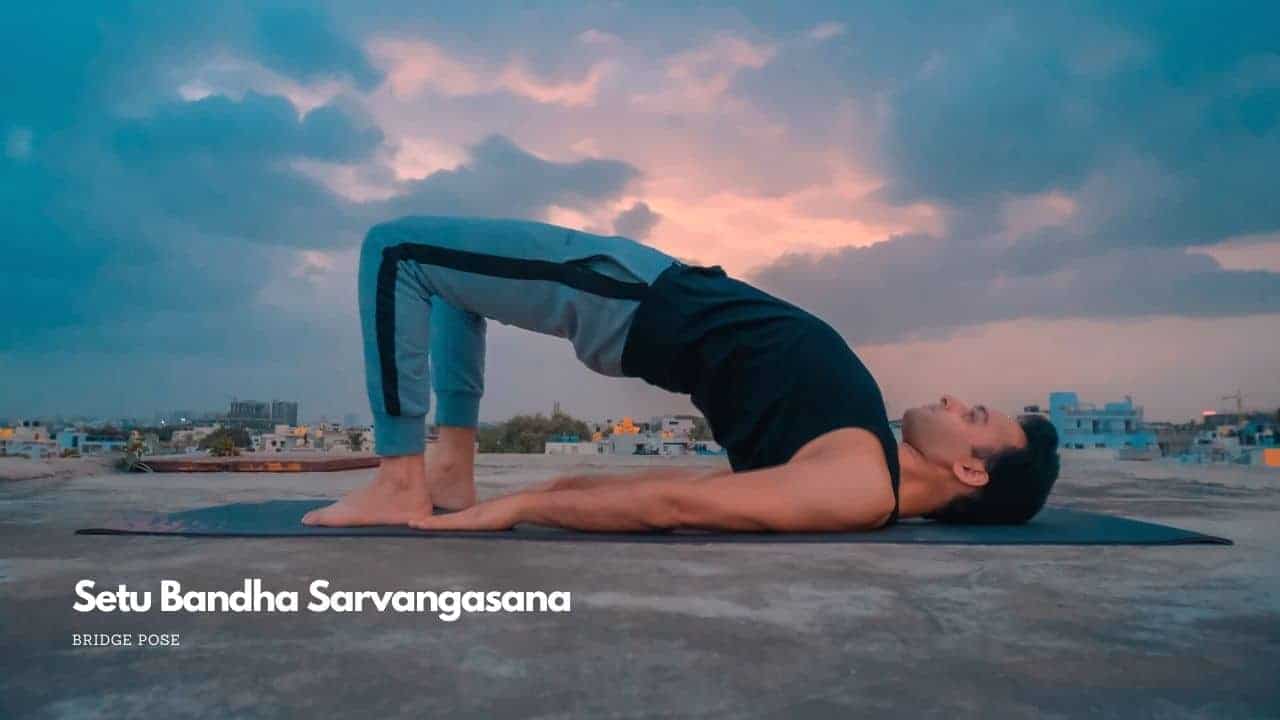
[901,394,1060,524]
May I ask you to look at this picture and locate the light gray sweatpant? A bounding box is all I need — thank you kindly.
[358,215,677,456]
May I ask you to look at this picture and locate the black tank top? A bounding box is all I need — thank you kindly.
[620,261,901,526]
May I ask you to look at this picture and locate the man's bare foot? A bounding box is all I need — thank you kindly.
[302,455,433,527]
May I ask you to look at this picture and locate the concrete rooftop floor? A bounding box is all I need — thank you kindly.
[2,453,1277,719]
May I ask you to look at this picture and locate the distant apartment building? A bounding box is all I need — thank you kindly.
[1048,392,1157,451]
[225,399,298,430]
[271,400,299,427]
[227,400,270,429]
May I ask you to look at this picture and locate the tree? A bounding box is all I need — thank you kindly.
[477,410,592,453]
[85,424,126,439]
[691,416,713,441]
[347,430,366,452]
[199,427,249,455]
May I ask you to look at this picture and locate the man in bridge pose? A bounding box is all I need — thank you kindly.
[303,216,1059,533]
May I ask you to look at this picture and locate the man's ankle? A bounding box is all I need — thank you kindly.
[427,426,477,477]
[377,453,427,489]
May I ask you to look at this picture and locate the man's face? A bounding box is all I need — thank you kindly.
[901,395,1027,476]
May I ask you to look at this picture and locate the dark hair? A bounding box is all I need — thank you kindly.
[925,414,1060,525]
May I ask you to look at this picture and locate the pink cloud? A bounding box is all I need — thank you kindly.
[630,33,776,113]
[371,38,611,107]
[1188,232,1280,272]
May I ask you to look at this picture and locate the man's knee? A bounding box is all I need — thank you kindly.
[362,220,403,257]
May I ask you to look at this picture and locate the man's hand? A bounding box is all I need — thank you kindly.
[409,493,528,531]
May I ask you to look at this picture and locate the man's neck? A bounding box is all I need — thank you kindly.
[895,441,965,520]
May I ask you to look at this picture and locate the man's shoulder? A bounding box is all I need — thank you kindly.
[790,427,896,521]
[800,426,892,470]
[794,422,887,458]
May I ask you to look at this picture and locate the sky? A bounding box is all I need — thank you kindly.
[2,1,1278,425]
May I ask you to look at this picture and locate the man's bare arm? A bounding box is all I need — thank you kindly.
[523,466,718,494]
[410,453,894,533]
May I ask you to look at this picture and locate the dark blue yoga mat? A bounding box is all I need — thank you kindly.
[77,500,1231,545]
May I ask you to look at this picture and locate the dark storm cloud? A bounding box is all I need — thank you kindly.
[750,234,1280,345]
[612,201,662,240]
[733,2,1280,266]
[114,93,382,163]
[383,134,640,219]
[730,0,1280,339]
[252,7,383,90]
[0,5,639,364]
[109,92,379,246]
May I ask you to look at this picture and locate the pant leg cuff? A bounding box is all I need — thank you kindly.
[434,391,481,428]
[373,414,425,456]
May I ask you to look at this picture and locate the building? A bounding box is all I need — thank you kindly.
[252,425,310,453]
[57,432,128,455]
[225,399,299,430]
[605,432,657,456]
[1048,392,1157,452]
[271,400,299,427]
[0,420,58,458]
[1148,421,1199,457]
[647,415,698,440]
[609,417,642,436]
[569,414,725,457]
[171,425,220,448]
[1176,409,1279,465]
[311,424,371,453]
[226,401,271,430]
[1199,411,1277,444]
[544,434,602,455]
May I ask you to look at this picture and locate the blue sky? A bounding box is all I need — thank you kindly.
[2,1,1278,423]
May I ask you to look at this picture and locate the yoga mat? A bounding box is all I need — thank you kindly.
[77,500,1232,545]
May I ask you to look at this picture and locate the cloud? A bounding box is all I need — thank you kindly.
[383,134,640,219]
[807,22,846,41]
[612,201,662,239]
[873,5,1280,270]
[114,92,381,163]
[108,92,380,246]
[5,2,1279,423]
[373,38,611,107]
[630,33,777,113]
[252,7,383,90]
[749,234,1280,345]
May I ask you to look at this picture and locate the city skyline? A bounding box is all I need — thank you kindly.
[6,386,1276,429]
[3,4,1278,425]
